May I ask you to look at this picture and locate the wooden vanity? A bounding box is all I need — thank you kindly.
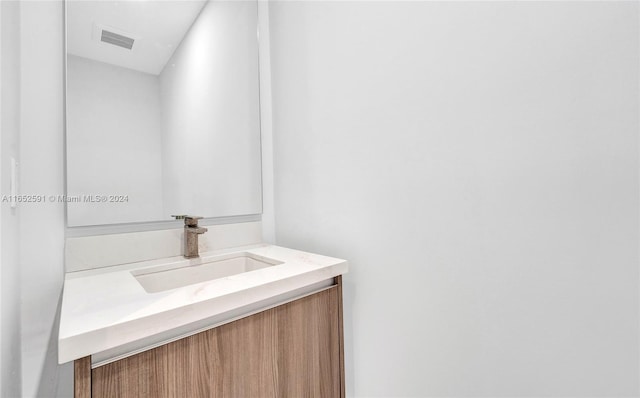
[74,276,345,398]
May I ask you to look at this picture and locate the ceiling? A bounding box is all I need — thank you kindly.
[67,0,207,75]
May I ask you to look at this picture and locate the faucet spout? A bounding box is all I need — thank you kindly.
[186,226,208,234]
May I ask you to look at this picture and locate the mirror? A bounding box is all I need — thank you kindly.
[65,0,262,227]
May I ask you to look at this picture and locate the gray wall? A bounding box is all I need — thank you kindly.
[1,1,22,396]
[159,0,262,219]
[66,55,164,226]
[269,2,639,396]
[19,1,68,397]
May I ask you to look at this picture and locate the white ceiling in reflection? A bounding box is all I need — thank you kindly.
[66,0,207,75]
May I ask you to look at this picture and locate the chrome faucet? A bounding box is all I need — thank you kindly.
[172,215,208,258]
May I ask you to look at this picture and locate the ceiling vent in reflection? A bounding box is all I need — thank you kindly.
[100,29,135,50]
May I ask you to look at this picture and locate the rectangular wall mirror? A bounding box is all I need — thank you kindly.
[65,0,262,227]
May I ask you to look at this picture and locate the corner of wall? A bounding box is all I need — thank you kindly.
[258,0,276,244]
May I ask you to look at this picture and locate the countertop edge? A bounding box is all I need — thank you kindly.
[58,259,347,364]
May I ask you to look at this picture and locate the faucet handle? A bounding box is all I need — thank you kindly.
[172,215,203,227]
[172,215,203,220]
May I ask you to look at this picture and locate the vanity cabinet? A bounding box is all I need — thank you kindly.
[74,277,345,398]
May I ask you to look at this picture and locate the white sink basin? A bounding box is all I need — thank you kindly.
[59,245,348,364]
[132,253,283,293]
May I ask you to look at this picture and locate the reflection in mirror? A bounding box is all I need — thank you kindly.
[65,0,262,227]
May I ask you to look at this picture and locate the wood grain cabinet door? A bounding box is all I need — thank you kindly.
[87,284,344,398]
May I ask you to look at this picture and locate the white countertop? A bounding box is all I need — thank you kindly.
[58,244,348,364]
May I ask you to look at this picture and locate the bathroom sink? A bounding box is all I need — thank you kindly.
[132,253,283,293]
[59,245,348,364]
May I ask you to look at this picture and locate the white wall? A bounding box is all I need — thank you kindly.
[19,1,69,396]
[258,0,275,244]
[66,54,164,226]
[268,2,639,396]
[159,0,262,218]
[1,1,22,397]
